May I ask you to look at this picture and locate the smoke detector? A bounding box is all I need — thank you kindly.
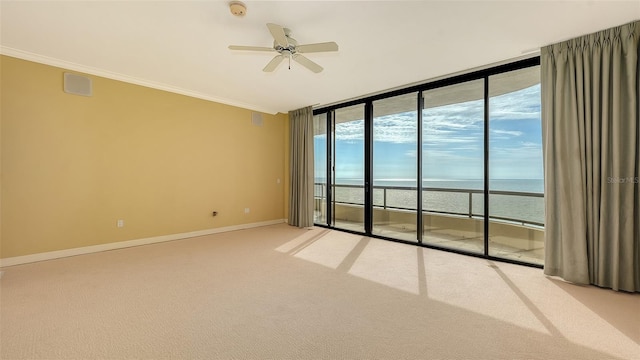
[229,1,246,17]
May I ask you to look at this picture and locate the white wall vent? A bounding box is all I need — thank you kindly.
[251,112,263,126]
[63,72,92,96]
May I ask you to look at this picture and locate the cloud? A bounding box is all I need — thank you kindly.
[489,129,524,141]
[519,141,542,149]
[335,120,364,142]
[405,149,417,157]
[373,113,418,143]
[423,136,480,144]
[491,129,523,137]
[489,84,541,121]
[490,141,542,164]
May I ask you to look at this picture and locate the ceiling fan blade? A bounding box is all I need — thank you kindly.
[293,54,323,73]
[266,23,289,48]
[296,42,339,53]
[263,55,285,72]
[229,45,275,52]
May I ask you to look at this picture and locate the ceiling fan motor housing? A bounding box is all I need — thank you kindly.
[275,33,297,54]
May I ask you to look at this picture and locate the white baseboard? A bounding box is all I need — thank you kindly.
[0,219,286,268]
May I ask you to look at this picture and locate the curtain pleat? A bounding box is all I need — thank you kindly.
[288,106,314,228]
[541,21,640,292]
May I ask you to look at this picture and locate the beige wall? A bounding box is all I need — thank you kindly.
[1,55,288,259]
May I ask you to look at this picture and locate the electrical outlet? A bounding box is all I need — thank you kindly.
[117,219,124,228]
[244,208,250,214]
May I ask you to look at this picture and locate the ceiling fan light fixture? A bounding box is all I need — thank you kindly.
[229,1,246,17]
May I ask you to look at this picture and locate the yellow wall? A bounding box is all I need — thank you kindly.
[1,55,288,258]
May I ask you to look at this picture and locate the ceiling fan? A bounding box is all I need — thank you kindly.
[228,23,338,73]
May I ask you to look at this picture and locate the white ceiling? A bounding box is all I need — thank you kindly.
[1,1,639,114]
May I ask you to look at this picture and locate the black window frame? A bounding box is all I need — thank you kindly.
[312,56,542,269]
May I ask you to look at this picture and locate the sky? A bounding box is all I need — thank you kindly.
[315,84,542,182]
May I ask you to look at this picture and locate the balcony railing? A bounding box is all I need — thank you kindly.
[314,183,544,228]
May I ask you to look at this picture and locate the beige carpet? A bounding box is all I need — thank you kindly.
[1,224,638,359]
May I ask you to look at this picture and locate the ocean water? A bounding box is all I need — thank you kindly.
[315,178,545,226]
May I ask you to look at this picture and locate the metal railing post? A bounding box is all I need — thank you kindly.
[383,188,387,209]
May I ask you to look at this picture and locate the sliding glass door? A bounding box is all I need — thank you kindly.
[332,104,365,232]
[488,65,544,265]
[313,113,328,224]
[422,79,485,254]
[372,93,418,242]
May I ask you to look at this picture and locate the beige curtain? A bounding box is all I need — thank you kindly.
[541,21,639,292]
[288,106,314,227]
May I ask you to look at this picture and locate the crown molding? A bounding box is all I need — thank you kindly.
[0,46,279,115]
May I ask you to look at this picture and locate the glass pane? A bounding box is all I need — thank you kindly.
[333,104,365,233]
[422,79,485,254]
[489,66,544,265]
[313,113,328,225]
[372,93,418,242]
